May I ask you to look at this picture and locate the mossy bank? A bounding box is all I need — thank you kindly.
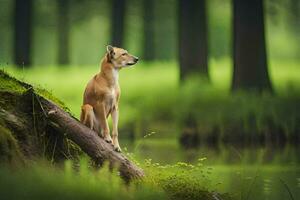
[0,70,80,165]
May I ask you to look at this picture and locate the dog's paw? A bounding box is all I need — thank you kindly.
[114,146,122,152]
[103,135,112,143]
[105,138,112,143]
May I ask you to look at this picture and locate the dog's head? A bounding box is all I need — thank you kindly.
[106,45,139,68]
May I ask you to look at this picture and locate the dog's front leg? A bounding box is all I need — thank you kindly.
[111,106,121,152]
[96,103,112,143]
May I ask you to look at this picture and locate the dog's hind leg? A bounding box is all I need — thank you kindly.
[94,103,112,143]
[80,104,95,130]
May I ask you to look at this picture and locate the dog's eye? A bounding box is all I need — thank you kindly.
[122,53,127,56]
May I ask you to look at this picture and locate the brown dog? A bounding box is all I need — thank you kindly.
[80,45,138,152]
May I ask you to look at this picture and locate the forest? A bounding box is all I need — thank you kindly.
[0,0,299,200]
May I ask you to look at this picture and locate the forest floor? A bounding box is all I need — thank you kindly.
[1,59,299,199]
[0,69,232,200]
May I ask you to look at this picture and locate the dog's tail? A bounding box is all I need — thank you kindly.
[80,104,96,130]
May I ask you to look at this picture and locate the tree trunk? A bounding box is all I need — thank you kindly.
[57,0,70,65]
[232,0,273,92]
[143,0,155,61]
[178,0,208,80]
[111,0,126,47]
[289,0,300,58]
[44,100,144,181]
[14,0,32,67]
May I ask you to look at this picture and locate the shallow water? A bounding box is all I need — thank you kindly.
[123,139,300,200]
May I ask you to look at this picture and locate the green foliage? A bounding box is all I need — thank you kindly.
[0,156,234,200]
[0,69,67,109]
[2,60,300,142]
[1,0,299,64]
[0,159,166,200]
[0,69,26,94]
[143,159,213,200]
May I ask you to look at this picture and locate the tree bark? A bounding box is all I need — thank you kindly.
[178,0,208,80]
[232,0,273,92]
[57,0,70,65]
[40,98,144,181]
[143,0,155,61]
[14,0,32,67]
[110,0,126,47]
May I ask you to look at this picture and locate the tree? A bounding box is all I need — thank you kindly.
[143,0,155,61]
[232,0,273,92]
[111,0,126,47]
[289,0,300,58]
[178,0,208,80]
[14,0,32,67]
[57,0,70,65]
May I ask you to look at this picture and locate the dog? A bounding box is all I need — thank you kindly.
[80,45,139,152]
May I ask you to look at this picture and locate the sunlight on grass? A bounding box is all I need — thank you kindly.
[3,59,299,118]
[2,60,300,140]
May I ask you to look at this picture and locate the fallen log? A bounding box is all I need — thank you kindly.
[0,70,144,181]
[38,95,144,181]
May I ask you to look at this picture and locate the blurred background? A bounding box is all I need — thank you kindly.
[0,0,299,199]
[0,0,299,64]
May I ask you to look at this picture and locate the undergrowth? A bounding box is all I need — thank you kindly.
[2,61,300,144]
[0,157,232,200]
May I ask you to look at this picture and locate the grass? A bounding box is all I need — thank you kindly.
[0,69,68,109]
[0,160,165,200]
[0,62,236,200]
[0,156,234,200]
[0,64,298,199]
[1,59,300,142]
[0,152,298,200]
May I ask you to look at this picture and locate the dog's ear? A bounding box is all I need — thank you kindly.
[106,45,115,62]
[106,45,114,55]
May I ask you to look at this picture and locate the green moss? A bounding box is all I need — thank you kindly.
[35,87,70,112]
[0,69,80,163]
[0,124,25,165]
[0,70,26,94]
[0,69,69,112]
[141,159,233,200]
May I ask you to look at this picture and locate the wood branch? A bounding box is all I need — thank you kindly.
[0,108,28,132]
[38,97,144,181]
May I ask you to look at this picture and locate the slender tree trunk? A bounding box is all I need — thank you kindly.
[178,0,208,80]
[111,0,126,47]
[232,0,272,92]
[143,0,155,61]
[289,0,300,58]
[14,0,32,67]
[57,0,70,65]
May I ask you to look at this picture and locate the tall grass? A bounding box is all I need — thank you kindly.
[0,156,234,200]
[2,59,300,143]
[0,159,165,200]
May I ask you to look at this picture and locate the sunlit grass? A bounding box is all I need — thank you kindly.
[1,153,298,200]
[3,59,299,115]
[0,155,235,200]
[2,59,300,140]
[0,159,166,200]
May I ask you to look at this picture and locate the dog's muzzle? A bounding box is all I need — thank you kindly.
[126,57,139,66]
